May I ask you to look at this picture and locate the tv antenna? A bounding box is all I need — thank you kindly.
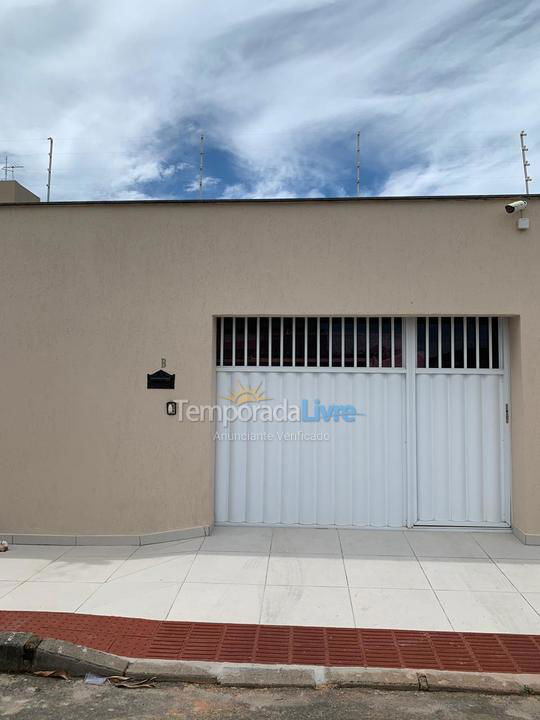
[3,155,24,181]
[520,130,532,195]
[46,137,54,202]
[355,131,361,197]
[198,133,205,199]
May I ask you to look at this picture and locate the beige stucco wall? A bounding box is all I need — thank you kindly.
[0,196,539,538]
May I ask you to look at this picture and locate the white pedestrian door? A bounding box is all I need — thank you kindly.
[214,317,510,529]
[414,317,509,526]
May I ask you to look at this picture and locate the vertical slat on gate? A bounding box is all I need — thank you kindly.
[464,318,468,370]
[498,318,504,370]
[244,317,248,366]
[354,318,358,368]
[425,318,429,370]
[367,319,371,368]
[232,317,236,366]
[304,317,308,367]
[438,317,442,369]
[329,318,333,367]
[475,317,480,369]
[256,317,260,366]
[280,318,284,367]
[220,317,224,366]
[342,317,345,368]
[488,317,493,370]
[391,318,395,368]
[292,317,296,367]
[269,317,273,365]
[451,317,455,369]
[378,317,382,367]
[317,317,320,367]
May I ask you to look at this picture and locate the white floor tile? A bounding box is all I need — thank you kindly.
[350,588,451,631]
[108,554,196,583]
[60,546,136,560]
[271,528,341,556]
[406,531,486,558]
[0,558,57,582]
[261,586,354,627]
[345,556,429,589]
[168,583,264,623]
[436,590,540,633]
[340,530,413,557]
[473,533,540,560]
[30,558,125,583]
[200,527,272,554]
[77,580,182,620]
[0,581,100,612]
[186,553,268,585]
[522,593,540,616]
[7,545,70,560]
[494,560,540,592]
[0,582,20,599]
[267,555,347,587]
[419,558,514,592]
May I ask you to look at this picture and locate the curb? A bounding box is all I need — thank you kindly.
[2,632,540,695]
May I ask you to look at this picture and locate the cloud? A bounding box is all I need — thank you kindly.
[185,175,220,193]
[1,0,539,200]
[162,162,192,178]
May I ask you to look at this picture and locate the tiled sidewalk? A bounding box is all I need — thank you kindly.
[3,611,540,673]
[2,527,540,634]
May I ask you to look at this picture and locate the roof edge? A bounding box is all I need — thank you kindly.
[0,193,538,208]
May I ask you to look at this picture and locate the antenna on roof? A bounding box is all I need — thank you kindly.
[520,130,532,195]
[355,131,361,197]
[198,133,205,199]
[2,156,23,181]
[46,137,54,202]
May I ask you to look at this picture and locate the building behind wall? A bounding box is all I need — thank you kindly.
[0,180,40,204]
[0,190,539,545]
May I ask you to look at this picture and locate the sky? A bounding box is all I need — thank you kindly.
[0,0,538,201]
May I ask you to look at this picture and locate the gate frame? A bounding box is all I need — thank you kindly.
[214,316,512,529]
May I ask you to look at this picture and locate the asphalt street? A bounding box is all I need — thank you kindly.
[1,674,540,719]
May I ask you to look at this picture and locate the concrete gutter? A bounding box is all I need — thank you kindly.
[2,631,540,695]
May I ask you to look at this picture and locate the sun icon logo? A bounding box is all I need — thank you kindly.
[222,382,271,406]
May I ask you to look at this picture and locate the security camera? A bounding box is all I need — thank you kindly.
[505,199,528,213]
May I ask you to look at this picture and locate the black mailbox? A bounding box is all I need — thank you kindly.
[147,369,175,389]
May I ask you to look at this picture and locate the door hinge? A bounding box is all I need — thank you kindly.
[505,403,510,424]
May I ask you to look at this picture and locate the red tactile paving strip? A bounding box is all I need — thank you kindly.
[2,611,540,674]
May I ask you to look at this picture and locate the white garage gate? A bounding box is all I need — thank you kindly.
[214,317,510,528]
